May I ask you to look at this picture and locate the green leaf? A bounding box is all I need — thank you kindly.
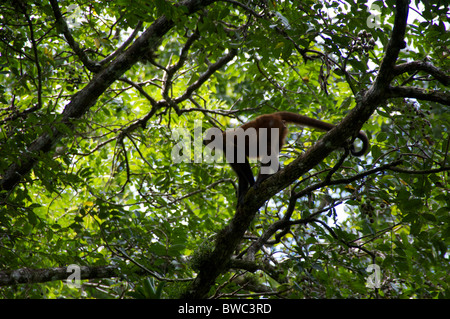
[27,211,38,225]
[376,132,388,142]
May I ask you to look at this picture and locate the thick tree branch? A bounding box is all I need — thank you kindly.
[0,263,190,287]
[371,0,409,93]
[386,85,450,105]
[393,61,450,86]
[0,265,119,286]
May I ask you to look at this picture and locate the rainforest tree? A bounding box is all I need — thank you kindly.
[0,0,448,299]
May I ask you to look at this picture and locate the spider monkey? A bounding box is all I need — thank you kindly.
[204,111,369,202]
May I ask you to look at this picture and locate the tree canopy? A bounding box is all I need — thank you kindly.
[0,0,449,299]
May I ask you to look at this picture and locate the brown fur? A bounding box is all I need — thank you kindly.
[205,111,369,202]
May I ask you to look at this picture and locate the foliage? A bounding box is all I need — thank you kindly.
[0,0,448,299]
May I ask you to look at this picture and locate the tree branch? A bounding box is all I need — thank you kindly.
[219,0,264,18]
[49,0,101,72]
[310,218,376,261]
[386,85,450,105]
[0,265,119,286]
[388,165,450,175]
[393,61,450,86]
[174,48,238,105]
[99,21,144,67]
[22,4,43,111]
[164,28,200,93]
[371,0,409,92]
[161,28,201,104]
[119,77,158,107]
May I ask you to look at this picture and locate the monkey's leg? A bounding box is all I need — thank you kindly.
[231,160,255,204]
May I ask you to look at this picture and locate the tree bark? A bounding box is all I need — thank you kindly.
[0,265,119,286]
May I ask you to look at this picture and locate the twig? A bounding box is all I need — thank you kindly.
[219,0,264,18]
[174,48,238,105]
[119,77,158,107]
[99,21,143,66]
[310,218,376,262]
[49,0,101,72]
[166,178,233,206]
[17,2,43,112]
[114,248,194,282]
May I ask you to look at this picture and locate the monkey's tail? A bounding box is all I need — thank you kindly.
[276,111,335,131]
[276,111,368,156]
